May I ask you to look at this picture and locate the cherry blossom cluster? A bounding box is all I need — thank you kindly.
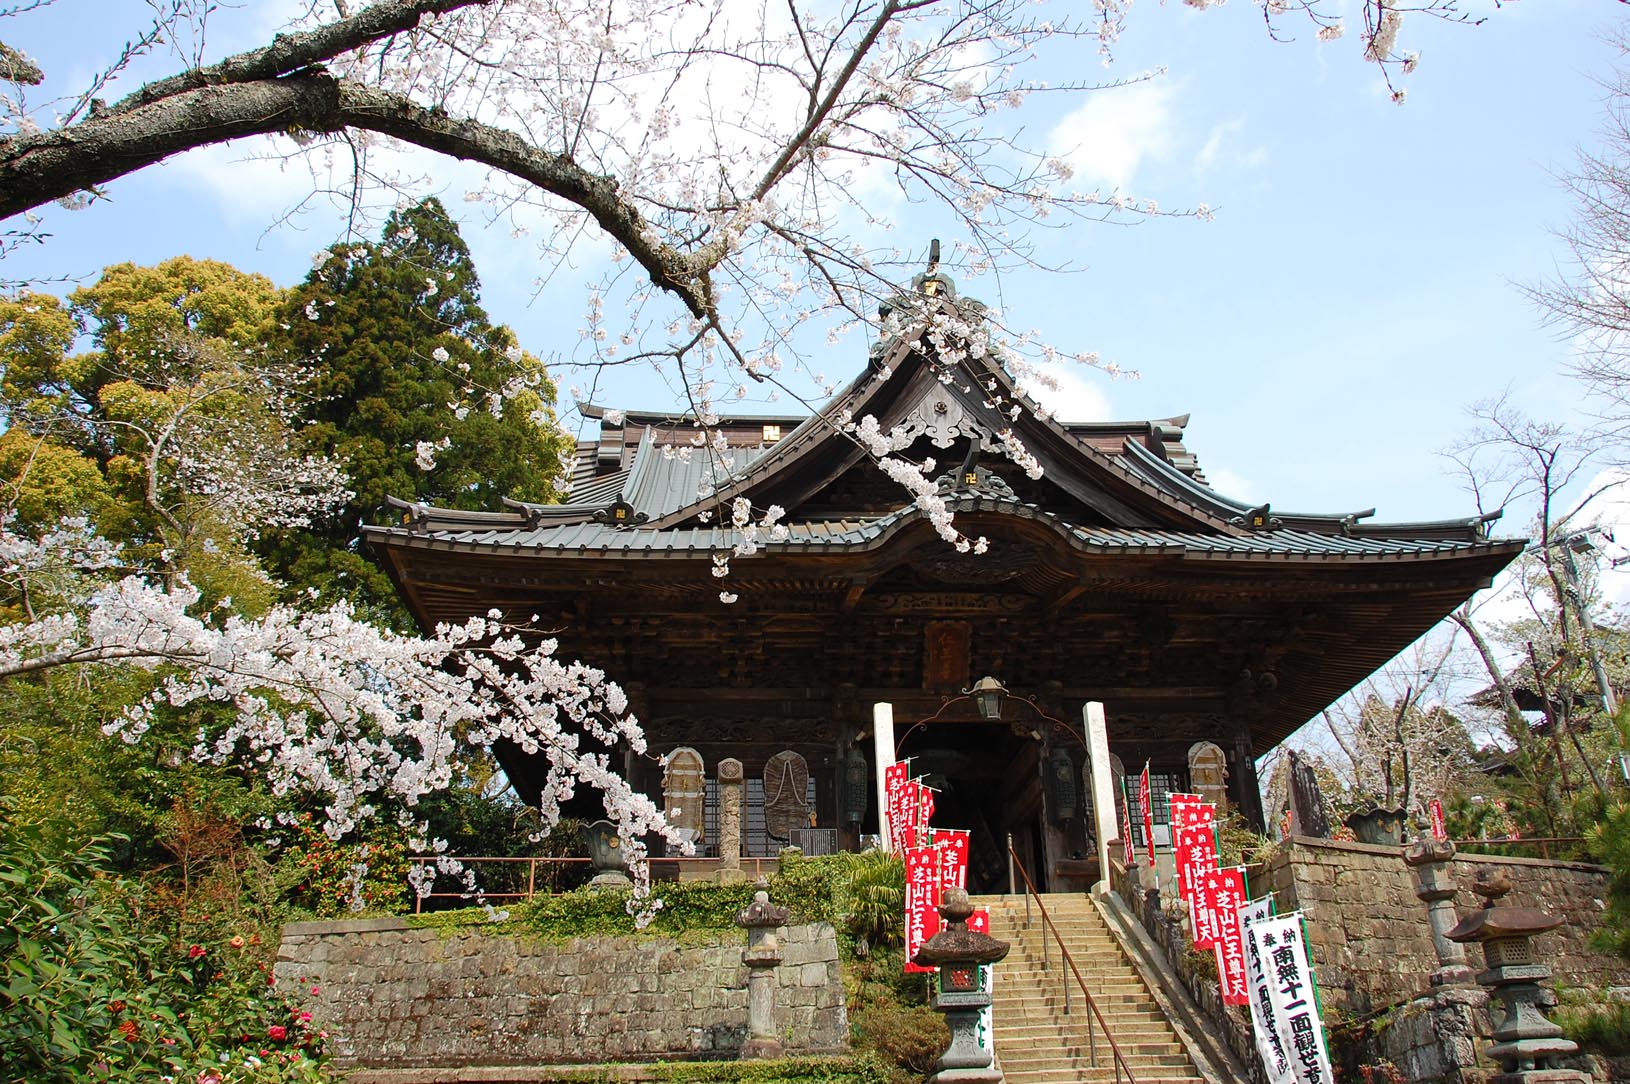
[0,525,684,922]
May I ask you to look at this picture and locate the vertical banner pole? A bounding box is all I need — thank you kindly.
[872,702,895,850]
[1083,702,1116,895]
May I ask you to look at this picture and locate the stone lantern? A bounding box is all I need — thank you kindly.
[736,877,790,1059]
[911,886,1011,1084]
[1445,867,1590,1084]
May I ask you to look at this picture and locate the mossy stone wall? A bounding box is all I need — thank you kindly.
[274,916,848,1067]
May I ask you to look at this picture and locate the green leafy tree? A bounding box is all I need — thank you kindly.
[0,259,345,609]
[263,198,573,623]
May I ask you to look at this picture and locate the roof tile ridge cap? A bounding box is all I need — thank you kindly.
[641,331,927,530]
[1118,439,1256,517]
[948,352,1240,534]
[618,425,662,512]
[380,493,532,529]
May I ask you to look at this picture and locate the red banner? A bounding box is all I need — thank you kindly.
[968,908,989,935]
[1138,762,1154,864]
[1430,798,1446,842]
[913,781,936,847]
[1189,830,1223,948]
[1176,821,1217,911]
[934,829,969,892]
[1121,785,1135,865]
[1169,795,1213,902]
[1206,866,1249,1006]
[885,761,911,854]
[904,845,941,973]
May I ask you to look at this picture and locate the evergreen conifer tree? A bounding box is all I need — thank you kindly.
[265,198,572,623]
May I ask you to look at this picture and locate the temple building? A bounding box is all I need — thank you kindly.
[366,276,1522,893]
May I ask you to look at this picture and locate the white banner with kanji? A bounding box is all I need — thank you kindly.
[1248,914,1333,1084]
[1241,897,1295,1084]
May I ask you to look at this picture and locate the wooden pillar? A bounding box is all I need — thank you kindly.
[1231,725,1267,833]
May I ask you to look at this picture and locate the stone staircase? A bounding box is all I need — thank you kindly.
[969,893,1207,1084]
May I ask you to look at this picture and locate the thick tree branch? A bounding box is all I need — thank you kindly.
[0,73,713,319]
[108,0,483,115]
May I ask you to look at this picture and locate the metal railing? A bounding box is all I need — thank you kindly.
[406,854,780,913]
[1448,836,1587,859]
[1006,838,1139,1083]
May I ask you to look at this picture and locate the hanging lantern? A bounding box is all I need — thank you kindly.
[969,676,1006,721]
[843,747,870,828]
[1048,746,1079,825]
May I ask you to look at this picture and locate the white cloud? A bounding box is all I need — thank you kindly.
[1201,465,1258,503]
[1021,364,1112,423]
[1048,79,1180,191]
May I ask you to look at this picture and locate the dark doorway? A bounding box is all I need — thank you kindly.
[897,719,1040,894]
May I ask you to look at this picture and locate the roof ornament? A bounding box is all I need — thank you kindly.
[1469,508,1504,539]
[1337,508,1377,537]
[501,497,549,529]
[911,238,956,300]
[1232,503,1283,532]
[593,498,649,528]
[385,495,431,532]
[935,437,1017,499]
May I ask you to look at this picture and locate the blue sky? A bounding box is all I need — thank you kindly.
[3,0,1623,535]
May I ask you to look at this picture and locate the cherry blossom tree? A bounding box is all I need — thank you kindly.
[0,518,681,918]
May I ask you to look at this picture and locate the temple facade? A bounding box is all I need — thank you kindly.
[366,278,1522,892]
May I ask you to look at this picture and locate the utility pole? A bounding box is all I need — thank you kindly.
[1557,534,1619,717]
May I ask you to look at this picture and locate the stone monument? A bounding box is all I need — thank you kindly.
[662,746,705,849]
[1403,837,1475,987]
[763,749,809,841]
[736,877,790,1059]
[716,758,748,884]
[1188,741,1230,812]
[1287,750,1332,838]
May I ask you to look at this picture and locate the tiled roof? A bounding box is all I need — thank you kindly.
[367,496,1518,562]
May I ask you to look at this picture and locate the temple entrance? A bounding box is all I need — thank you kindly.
[896,720,1044,894]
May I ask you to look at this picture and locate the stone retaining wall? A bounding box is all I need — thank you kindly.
[275,917,848,1067]
[1258,837,1630,1016]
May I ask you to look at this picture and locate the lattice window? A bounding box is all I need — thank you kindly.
[1127,770,1184,849]
[704,777,819,857]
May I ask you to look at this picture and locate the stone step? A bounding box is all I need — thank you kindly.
[993,1032,1189,1058]
[975,892,1206,1084]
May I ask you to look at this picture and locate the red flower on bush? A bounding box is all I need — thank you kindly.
[187,944,206,958]
[117,1019,139,1042]
[268,1025,288,1041]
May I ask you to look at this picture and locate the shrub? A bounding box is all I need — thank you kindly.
[1553,999,1630,1056]
[0,806,331,1083]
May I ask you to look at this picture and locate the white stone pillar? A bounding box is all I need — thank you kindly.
[872,702,895,849]
[1083,702,1117,896]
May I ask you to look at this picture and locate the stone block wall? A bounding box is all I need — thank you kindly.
[275,917,848,1067]
[1258,837,1630,1016]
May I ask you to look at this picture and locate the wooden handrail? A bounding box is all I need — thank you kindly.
[1006,841,1139,1084]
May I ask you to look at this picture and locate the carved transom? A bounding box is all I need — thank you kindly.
[897,385,996,450]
